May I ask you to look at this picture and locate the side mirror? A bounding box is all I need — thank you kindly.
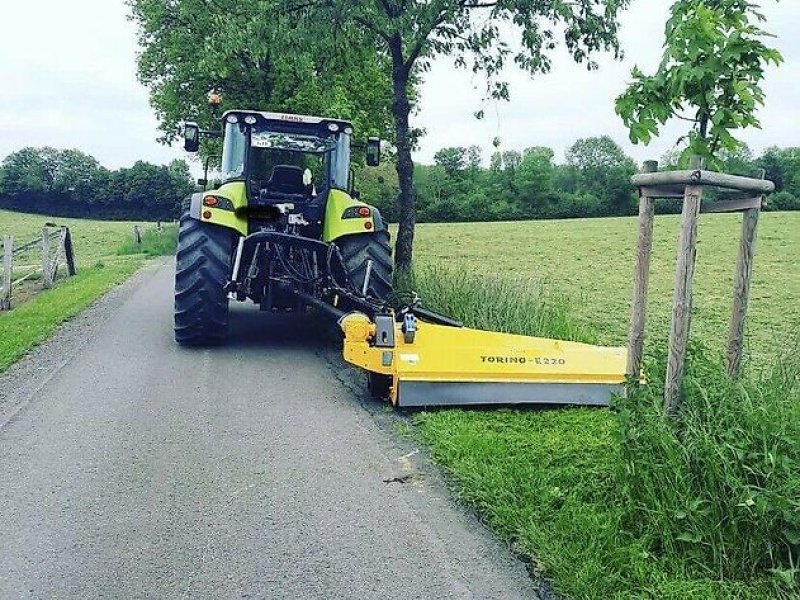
[366,137,381,167]
[184,122,200,153]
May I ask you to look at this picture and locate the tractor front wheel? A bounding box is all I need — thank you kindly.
[174,213,234,345]
[337,230,393,303]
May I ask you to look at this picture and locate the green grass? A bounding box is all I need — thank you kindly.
[117,224,178,257]
[411,212,800,357]
[0,209,153,266]
[0,260,144,372]
[618,344,800,588]
[406,213,800,599]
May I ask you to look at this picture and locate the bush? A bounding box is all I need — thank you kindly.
[618,342,800,586]
[769,191,800,211]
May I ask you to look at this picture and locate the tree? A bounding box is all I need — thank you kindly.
[281,0,630,270]
[128,0,395,149]
[0,148,53,196]
[717,144,755,177]
[758,147,800,195]
[616,0,783,167]
[566,136,633,171]
[53,149,102,200]
[566,136,637,214]
[516,146,555,214]
[433,147,467,178]
[466,146,482,174]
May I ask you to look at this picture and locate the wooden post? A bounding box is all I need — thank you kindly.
[41,227,53,289]
[50,228,67,282]
[133,225,142,246]
[64,227,77,276]
[664,155,704,417]
[726,205,761,377]
[1,235,12,310]
[627,160,658,379]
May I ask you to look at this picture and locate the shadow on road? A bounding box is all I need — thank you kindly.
[225,303,340,351]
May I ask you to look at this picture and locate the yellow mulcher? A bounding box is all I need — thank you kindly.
[340,312,628,409]
[175,108,631,408]
[339,303,628,408]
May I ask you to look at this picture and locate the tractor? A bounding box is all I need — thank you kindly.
[175,110,392,346]
[175,108,634,408]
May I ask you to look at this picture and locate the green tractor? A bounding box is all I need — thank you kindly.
[175,110,393,345]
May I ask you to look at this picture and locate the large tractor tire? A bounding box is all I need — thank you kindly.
[336,230,393,303]
[174,213,234,345]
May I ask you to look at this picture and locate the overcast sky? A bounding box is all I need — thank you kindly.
[1,0,797,172]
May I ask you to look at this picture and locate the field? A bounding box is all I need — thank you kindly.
[408,211,800,599]
[0,210,166,372]
[0,209,148,266]
[412,212,800,357]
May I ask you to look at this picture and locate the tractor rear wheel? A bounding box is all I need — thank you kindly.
[174,213,234,345]
[337,230,393,302]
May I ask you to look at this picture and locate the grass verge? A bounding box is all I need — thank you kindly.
[0,260,143,373]
[409,267,797,599]
[117,224,177,257]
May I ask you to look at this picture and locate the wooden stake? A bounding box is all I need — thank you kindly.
[1,236,12,310]
[726,206,761,377]
[664,156,704,417]
[41,227,53,289]
[64,227,77,276]
[626,160,658,379]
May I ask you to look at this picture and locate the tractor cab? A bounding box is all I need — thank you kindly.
[220,111,350,203]
[184,110,380,237]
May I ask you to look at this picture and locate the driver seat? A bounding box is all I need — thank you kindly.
[268,165,306,196]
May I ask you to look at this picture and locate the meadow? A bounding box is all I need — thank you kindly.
[411,212,800,357]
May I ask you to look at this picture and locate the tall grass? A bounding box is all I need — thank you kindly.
[398,265,597,344]
[618,342,800,585]
[410,266,799,598]
[117,224,177,257]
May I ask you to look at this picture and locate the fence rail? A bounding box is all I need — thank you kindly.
[1,226,76,311]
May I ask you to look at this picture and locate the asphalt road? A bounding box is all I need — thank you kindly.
[0,261,544,599]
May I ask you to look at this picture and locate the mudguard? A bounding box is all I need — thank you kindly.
[322,189,386,243]
[187,181,248,236]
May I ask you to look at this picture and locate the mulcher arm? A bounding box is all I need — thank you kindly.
[340,309,631,408]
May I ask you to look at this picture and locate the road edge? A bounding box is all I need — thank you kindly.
[0,258,169,428]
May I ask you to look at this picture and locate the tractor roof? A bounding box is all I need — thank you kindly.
[222,110,353,131]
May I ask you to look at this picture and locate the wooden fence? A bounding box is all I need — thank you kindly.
[0,225,76,310]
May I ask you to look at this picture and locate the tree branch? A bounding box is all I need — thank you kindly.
[402,3,451,74]
[353,15,392,45]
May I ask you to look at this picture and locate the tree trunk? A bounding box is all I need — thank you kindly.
[389,40,415,273]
